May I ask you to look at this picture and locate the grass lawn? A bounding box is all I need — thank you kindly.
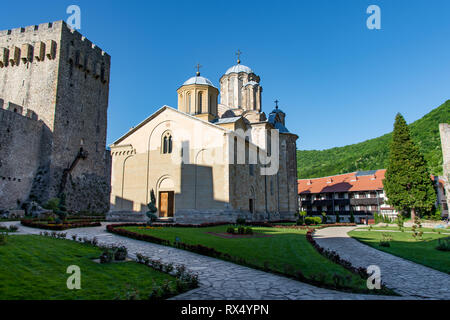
[349,230,450,274]
[121,225,372,293]
[358,226,450,233]
[0,235,177,300]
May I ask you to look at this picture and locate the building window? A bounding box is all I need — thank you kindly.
[197,92,202,114]
[162,132,173,154]
[249,164,255,176]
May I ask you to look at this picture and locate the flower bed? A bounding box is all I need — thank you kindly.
[272,223,357,230]
[21,219,101,230]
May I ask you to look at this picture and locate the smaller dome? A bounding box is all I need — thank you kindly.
[225,64,253,75]
[183,76,215,87]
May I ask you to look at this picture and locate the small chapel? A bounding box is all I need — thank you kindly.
[109,55,299,223]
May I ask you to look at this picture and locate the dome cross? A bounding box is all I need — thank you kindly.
[236,49,242,64]
[195,63,202,76]
[274,99,279,109]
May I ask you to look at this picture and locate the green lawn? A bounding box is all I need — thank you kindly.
[122,225,372,293]
[0,235,177,300]
[358,226,450,233]
[349,230,450,274]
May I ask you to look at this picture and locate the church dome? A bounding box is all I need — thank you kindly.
[225,64,253,75]
[183,75,215,87]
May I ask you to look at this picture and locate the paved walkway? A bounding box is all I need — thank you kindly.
[2,222,408,300]
[314,227,450,300]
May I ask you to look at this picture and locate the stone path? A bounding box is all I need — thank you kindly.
[314,227,450,300]
[2,222,408,300]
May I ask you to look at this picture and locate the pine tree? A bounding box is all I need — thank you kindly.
[383,113,436,220]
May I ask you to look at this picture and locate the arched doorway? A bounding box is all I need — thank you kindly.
[157,176,175,218]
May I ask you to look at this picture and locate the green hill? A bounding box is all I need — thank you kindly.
[297,100,450,179]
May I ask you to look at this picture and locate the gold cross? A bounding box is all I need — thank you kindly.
[195,63,202,76]
[236,49,242,64]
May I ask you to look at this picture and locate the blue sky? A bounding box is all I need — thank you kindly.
[1,0,450,150]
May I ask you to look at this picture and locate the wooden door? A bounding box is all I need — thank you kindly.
[159,191,174,218]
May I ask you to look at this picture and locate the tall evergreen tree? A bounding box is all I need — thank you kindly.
[383,114,436,220]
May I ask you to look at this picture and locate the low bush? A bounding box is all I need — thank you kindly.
[226,227,235,234]
[0,232,7,245]
[305,217,322,225]
[379,233,392,247]
[436,237,450,252]
[21,219,101,230]
[245,227,253,235]
[0,224,18,232]
[237,226,245,235]
[114,246,128,261]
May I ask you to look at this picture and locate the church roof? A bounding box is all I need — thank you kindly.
[225,64,253,75]
[183,75,215,87]
[211,117,242,124]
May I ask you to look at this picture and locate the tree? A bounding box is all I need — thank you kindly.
[383,113,436,221]
[146,189,158,225]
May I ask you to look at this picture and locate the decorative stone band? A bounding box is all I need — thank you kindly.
[0,39,56,67]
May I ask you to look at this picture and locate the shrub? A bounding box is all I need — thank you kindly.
[226,227,235,234]
[321,212,328,224]
[100,248,114,264]
[114,246,128,261]
[245,227,253,235]
[237,226,245,235]
[236,218,246,225]
[305,217,322,225]
[349,212,355,224]
[436,238,450,251]
[0,232,7,245]
[297,211,307,225]
[43,198,60,212]
[379,233,392,247]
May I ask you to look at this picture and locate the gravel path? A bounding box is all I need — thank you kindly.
[2,222,408,300]
[314,226,450,300]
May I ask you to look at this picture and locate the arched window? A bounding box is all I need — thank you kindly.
[162,131,173,154]
[186,92,191,114]
[197,92,202,114]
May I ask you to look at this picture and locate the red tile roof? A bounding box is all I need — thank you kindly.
[298,170,386,194]
[298,169,444,194]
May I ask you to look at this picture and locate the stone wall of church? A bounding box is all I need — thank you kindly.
[110,109,231,216]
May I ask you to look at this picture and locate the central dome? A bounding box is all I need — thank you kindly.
[183,75,215,87]
[225,64,253,75]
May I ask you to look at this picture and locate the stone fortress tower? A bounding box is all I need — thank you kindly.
[0,21,111,214]
[439,123,450,211]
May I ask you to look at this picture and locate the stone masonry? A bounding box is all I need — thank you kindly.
[439,123,450,209]
[0,21,111,213]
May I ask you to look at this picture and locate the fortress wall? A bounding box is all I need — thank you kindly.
[0,21,111,213]
[439,123,450,209]
[0,108,49,209]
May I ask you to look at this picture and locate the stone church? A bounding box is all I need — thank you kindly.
[110,57,298,223]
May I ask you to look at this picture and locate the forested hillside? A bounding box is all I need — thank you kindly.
[297,100,450,179]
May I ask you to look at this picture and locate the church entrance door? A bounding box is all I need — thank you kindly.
[159,191,174,218]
